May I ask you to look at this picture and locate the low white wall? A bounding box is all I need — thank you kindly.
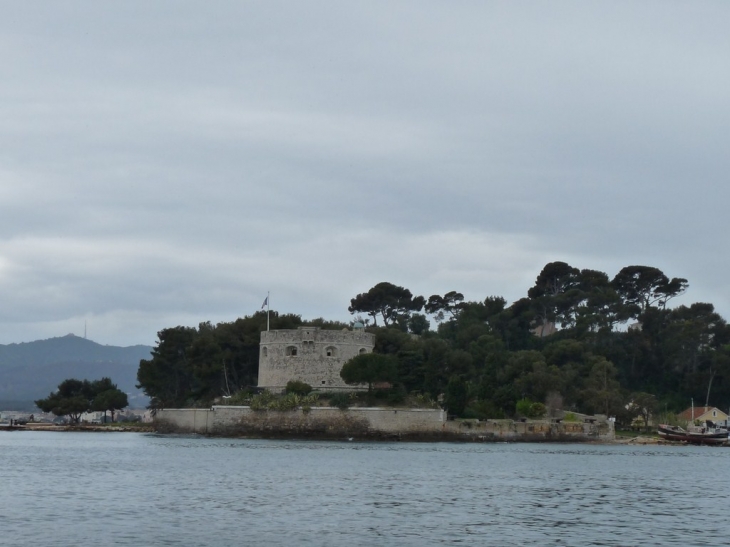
[156,406,446,435]
[155,408,214,433]
[155,406,614,441]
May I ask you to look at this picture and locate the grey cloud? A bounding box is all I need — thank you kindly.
[1,2,729,344]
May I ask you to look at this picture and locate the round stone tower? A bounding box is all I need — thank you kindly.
[257,326,375,392]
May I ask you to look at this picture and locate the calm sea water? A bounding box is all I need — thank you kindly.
[1,432,728,546]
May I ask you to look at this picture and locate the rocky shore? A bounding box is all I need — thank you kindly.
[612,434,729,446]
[5,423,155,433]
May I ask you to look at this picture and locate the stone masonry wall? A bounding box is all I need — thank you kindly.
[155,407,614,441]
[257,327,375,392]
[154,408,214,434]
[442,418,614,441]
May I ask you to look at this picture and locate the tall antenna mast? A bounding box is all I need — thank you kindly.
[84,321,87,339]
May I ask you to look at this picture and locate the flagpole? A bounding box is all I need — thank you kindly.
[267,291,270,332]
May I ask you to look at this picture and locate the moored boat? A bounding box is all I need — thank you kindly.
[658,423,728,445]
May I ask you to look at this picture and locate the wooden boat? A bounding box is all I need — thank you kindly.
[658,423,728,445]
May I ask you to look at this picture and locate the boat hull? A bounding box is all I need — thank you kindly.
[658,424,728,445]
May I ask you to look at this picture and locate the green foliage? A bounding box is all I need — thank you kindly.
[407,313,431,335]
[527,261,582,331]
[327,392,351,410]
[35,377,128,423]
[371,386,406,405]
[529,402,546,418]
[563,412,579,422]
[444,376,469,416]
[38,395,88,423]
[221,388,255,405]
[465,400,505,420]
[656,412,680,426]
[373,327,412,355]
[91,389,129,422]
[612,265,688,318]
[137,312,304,408]
[139,262,730,421]
[303,318,351,330]
[249,390,276,410]
[348,282,425,326]
[413,393,439,409]
[0,336,149,407]
[285,380,313,395]
[425,291,465,323]
[340,353,398,392]
[515,399,546,419]
[275,393,301,411]
[626,392,658,428]
[249,390,320,411]
[515,398,533,417]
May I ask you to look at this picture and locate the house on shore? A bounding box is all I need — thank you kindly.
[677,406,728,426]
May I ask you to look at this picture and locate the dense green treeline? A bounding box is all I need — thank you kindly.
[136,314,348,408]
[137,262,730,422]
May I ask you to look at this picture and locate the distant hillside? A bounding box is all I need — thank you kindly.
[0,334,153,410]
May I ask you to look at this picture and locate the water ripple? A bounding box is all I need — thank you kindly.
[1,433,729,546]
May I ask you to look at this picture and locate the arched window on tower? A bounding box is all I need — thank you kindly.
[262,347,268,358]
[286,345,298,357]
[325,346,337,358]
[359,348,368,355]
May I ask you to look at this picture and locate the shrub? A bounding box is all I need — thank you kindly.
[516,398,533,417]
[274,393,300,411]
[444,376,469,416]
[386,389,405,405]
[515,399,546,419]
[413,393,438,409]
[249,391,320,411]
[328,392,351,410]
[529,402,546,418]
[285,380,313,395]
[465,400,504,419]
[249,391,276,410]
[225,389,254,406]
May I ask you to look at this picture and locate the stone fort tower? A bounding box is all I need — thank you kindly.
[257,326,375,392]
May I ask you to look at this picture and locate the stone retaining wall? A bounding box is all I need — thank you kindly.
[155,408,214,433]
[258,328,376,392]
[155,406,614,441]
[442,418,613,441]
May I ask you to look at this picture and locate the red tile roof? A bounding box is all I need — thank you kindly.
[677,406,724,421]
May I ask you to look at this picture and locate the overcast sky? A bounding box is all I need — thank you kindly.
[1,2,729,347]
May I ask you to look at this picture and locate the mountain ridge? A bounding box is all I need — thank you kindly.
[0,334,153,410]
